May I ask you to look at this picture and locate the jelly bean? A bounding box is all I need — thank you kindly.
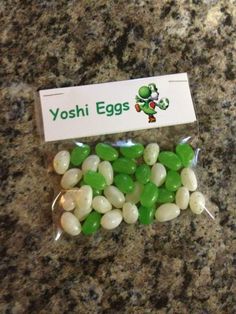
[101,209,123,230]
[114,174,134,194]
[189,191,205,214]
[82,211,101,235]
[122,202,139,224]
[175,187,189,210]
[104,185,125,208]
[74,206,92,221]
[84,170,106,190]
[155,203,180,222]
[138,205,155,225]
[176,143,194,167]
[140,182,159,208]
[158,151,182,171]
[143,143,160,166]
[156,188,175,204]
[70,144,90,166]
[53,150,70,174]
[181,168,197,191]
[120,143,144,159]
[95,143,118,161]
[125,182,143,204]
[112,158,136,174]
[98,161,113,185]
[74,185,92,210]
[92,195,112,213]
[82,155,100,173]
[150,163,166,187]
[60,168,82,189]
[165,170,181,192]
[60,190,78,211]
[135,164,151,184]
[61,212,81,235]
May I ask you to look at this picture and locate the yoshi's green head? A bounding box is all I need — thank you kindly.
[138,83,159,101]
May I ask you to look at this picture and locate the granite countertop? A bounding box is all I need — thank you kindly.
[0,1,235,313]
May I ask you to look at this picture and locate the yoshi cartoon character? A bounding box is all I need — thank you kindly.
[135,83,169,123]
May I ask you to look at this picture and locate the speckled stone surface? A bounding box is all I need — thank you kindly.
[0,1,235,313]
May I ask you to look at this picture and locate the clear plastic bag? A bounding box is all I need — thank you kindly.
[36,74,213,240]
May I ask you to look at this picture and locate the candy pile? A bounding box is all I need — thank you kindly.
[53,143,206,236]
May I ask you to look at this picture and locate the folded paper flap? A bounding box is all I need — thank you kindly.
[39,73,196,142]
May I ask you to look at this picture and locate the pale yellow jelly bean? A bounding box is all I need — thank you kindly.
[175,187,190,210]
[60,190,78,211]
[60,168,82,189]
[104,185,125,208]
[60,212,81,236]
[53,150,70,174]
[155,203,180,222]
[189,191,205,214]
[143,143,160,166]
[82,155,100,173]
[98,161,113,185]
[125,182,143,204]
[74,206,92,221]
[150,163,166,187]
[181,168,197,191]
[74,185,92,210]
[92,195,112,214]
[101,209,123,230]
[122,202,138,224]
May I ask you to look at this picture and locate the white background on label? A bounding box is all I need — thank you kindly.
[39,73,196,142]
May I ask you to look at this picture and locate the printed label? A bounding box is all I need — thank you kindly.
[39,73,196,142]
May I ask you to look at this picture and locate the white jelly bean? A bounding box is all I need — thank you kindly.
[74,185,92,210]
[143,143,160,166]
[125,182,143,204]
[181,168,198,191]
[101,209,123,230]
[60,190,78,211]
[175,187,190,210]
[189,191,205,214]
[122,202,139,224]
[150,163,166,187]
[98,161,113,185]
[155,203,180,222]
[104,185,125,208]
[74,206,92,221]
[60,212,81,236]
[53,150,70,174]
[92,195,112,213]
[60,168,82,189]
[82,155,100,173]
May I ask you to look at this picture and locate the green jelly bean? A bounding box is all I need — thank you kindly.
[176,143,194,167]
[120,143,144,159]
[165,170,181,192]
[140,182,159,207]
[114,174,134,194]
[95,143,118,161]
[112,158,136,174]
[159,151,182,171]
[84,170,106,190]
[135,164,151,184]
[157,188,175,203]
[82,211,101,235]
[70,145,90,166]
[138,205,155,225]
[93,188,102,197]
